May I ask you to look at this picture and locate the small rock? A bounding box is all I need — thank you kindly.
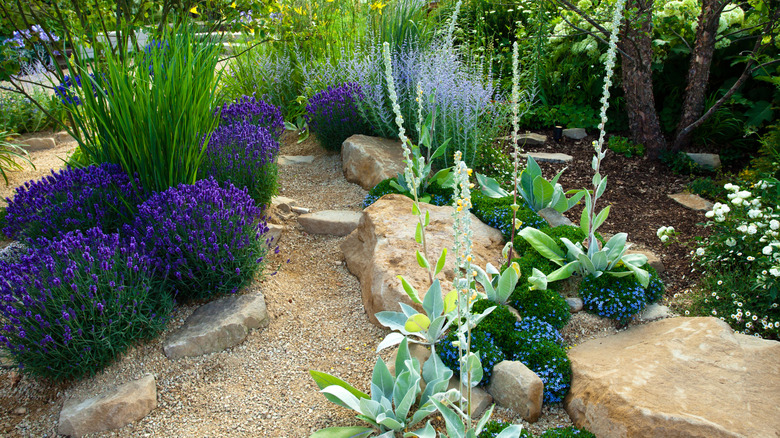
[636,303,672,322]
[13,407,27,415]
[523,152,573,164]
[342,135,406,190]
[686,153,721,170]
[448,378,493,418]
[55,131,76,144]
[538,208,574,228]
[291,206,311,215]
[163,292,270,359]
[298,210,362,237]
[265,224,284,247]
[21,137,56,151]
[668,192,713,212]
[271,196,297,213]
[563,128,587,140]
[565,298,584,313]
[278,155,315,166]
[487,361,543,422]
[58,374,157,437]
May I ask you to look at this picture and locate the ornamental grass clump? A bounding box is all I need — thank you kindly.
[3,163,142,243]
[0,227,173,381]
[216,94,284,140]
[129,178,271,302]
[200,121,279,206]
[305,82,373,151]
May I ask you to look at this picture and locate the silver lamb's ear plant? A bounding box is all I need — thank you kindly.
[517,0,649,289]
[309,338,453,437]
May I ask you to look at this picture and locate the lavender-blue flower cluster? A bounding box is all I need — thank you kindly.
[437,330,505,387]
[54,73,105,106]
[0,227,173,381]
[579,274,648,324]
[305,82,373,151]
[128,177,273,301]
[508,332,572,403]
[200,120,279,206]
[3,163,142,242]
[216,94,284,140]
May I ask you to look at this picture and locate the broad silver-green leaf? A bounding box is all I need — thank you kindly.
[495,425,526,438]
[372,357,395,400]
[399,302,419,318]
[405,314,431,333]
[595,176,608,199]
[430,397,466,438]
[395,338,413,377]
[473,265,496,301]
[397,276,423,305]
[546,261,578,282]
[476,173,510,198]
[310,371,370,405]
[422,279,443,319]
[532,176,555,210]
[577,252,597,275]
[321,386,364,413]
[496,262,521,304]
[590,251,608,271]
[623,262,650,287]
[309,426,374,438]
[621,253,648,267]
[474,404,496,434]
[359,397,384,422]
[427,315,447,343]
[528,268,548,291]
[405,420,437,438]
[461,352,483,388]
[592,205,610,233]
[580,206,591,237]
[377,415,404,431]
[376,332,407,352]
[526,155,542,178]
[375,311,408,332]
[518,227,565,262]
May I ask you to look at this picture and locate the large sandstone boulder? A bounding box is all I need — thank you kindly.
[342,135,405,190]
[342,194,504,326]
[58,374,157,437]
[565,317,780,438]
[487,360,543,422]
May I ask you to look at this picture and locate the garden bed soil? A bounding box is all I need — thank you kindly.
[0,130,705,436]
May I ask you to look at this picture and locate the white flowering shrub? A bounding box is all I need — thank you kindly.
[691,179,780,339]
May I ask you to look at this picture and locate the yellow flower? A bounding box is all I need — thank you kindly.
[230,2,236,8]
[189,5,200,15]
[467,168,473,176]
[370,1,387,13]
[466,255,472,262]
[294,6,304,14]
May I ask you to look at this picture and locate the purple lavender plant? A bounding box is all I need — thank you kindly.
[0,227,173,381]
[200,121,279,206]
[305,82,373,151]
[216,94,284,140]
[129,178,273,301]
[3,163,143,243]
[54,73,104,106]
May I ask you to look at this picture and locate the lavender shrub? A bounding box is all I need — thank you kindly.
[129,178,273,301]
[3,163,143,243]
[200,121,279,206]
[216,94,284,140]
[305,83,373,151]
[0,227,173,381]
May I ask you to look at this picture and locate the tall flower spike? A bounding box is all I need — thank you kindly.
[595,0,626,153]
[382,42,417,193]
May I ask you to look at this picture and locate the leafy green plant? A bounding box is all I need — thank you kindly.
[539,426,596,438]
[607,135,645,158]
[687,176,729,202]
[0,87,67,134]
[478,420,532,438]
[477,155,585,214]
[0,131,33,185]
[469,190,546,241]
[64,24,222,194]
[309,337,454,437]
[659,151,706,176]
[579,273,649,325]
[510,283,571,330]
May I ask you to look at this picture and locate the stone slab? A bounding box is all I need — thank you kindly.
[298,210,362,237]
[278,155,315,165]
[21,137,56,152]
[163,292,269,359]
[523,152,573,164]
[668,192,713,212]
[686,153,721,170]
[58,374,157,437]
[563,128,587,140]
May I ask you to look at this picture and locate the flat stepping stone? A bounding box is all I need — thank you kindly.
[563,128,587,140]
[298,210,362,236]
[501,133,547,146]
[163,291,269,359]
[278,155,315,165]
[55,131,76,144]
[522,152,573,164]
[59,374,157,437]
[686,152,721,170]
[668,192,713,212]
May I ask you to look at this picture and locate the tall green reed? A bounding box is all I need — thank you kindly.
[65,24,222,194]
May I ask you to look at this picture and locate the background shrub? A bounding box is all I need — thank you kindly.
[3,163,142,243]
[607,135,645,158]
[0,227,173,381]
[306,83,373,151]
[510,283,571,330]
[217,94,284,140]
[579,274,647,324]
[0,87,67,134]
[129,178,272,302]
[437,329,505,387]
[200,121,279,206]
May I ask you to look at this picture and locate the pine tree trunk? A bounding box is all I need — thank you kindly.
[672,0,728,151]
[620,0,666,158]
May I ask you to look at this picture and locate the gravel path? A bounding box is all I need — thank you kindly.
[0,132,589,436]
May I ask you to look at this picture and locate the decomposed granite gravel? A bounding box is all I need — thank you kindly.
[0,132,585,437]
